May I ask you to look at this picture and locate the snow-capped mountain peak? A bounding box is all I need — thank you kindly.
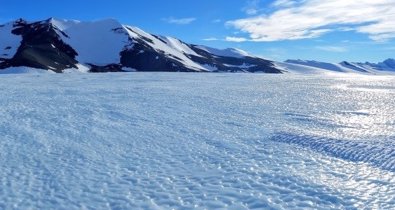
[48,18,81,30]
[0,18,280,73]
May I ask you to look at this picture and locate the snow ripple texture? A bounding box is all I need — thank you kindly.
[271,133,395,172]
[0,73,394,209]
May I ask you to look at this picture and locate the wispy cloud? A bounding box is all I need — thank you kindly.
[162,17,196,25]
[203,37,219,41]
[315,46,348,52]
[225,36,248,42]
[271,0,299,8]
[203,36,249,42]
[212,19,222,23]
[228,0,395,42]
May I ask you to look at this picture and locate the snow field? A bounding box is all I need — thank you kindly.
[0,73,394,209]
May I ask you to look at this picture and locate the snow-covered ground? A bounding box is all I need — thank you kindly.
[0,73,394,209]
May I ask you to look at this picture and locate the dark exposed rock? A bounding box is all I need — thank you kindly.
[88,64,124,73]
[120,42,198,72]
[3,19,78,72]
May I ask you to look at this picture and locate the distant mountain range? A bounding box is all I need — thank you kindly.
[278,59,395,74]
[0,18,280,73]
[0,18,394,74]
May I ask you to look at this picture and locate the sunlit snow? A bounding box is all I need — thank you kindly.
[50,18,130,65]
[0,73,394,209]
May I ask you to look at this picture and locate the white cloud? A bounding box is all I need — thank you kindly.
[212,19,222,23]
[203,37,219,41]
[225,36,248,42]
[272,0,299,8]
[315,46,347,52]
[162,17,196,25]
[228,0,395,42]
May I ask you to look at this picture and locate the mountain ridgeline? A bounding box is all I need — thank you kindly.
[282,59,395,74]
[0,18,281,73]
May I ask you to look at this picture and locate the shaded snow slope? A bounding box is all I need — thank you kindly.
[380,59,395,69]
[0,22,22,60]
[0,73,394,209]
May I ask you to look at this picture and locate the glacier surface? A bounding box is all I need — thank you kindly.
[0,73,394,209]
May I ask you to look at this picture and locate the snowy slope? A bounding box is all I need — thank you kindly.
[123,26,207,71]
[194,46,251,58]
[356,59,395,71]
[51,18,130,65]
[275,62,331,74]
[0,73,394,209]
[158,36,203,58]
[285,60,347,72]
[283,59,395,74]
[380,59,395,69]
[0,22,22,60]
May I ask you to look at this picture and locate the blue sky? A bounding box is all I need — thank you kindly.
[1,0,394,62]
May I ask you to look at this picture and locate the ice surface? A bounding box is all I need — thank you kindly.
[0,73,394,209]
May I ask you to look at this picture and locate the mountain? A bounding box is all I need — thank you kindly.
[280,59,395,74]
[0,18,282,73]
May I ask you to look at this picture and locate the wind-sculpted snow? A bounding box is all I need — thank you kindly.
[271,133,395,171]
[0,73,394,209]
